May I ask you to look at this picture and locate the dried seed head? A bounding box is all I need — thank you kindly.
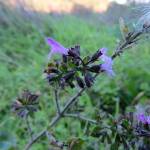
[12,90,40,118]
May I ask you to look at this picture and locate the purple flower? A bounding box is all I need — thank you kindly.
[137,113,150,124]
[147,116,150,124]
[100,48,115,76]
[46,38,68,60]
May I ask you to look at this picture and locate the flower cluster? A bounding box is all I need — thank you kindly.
[44,38,114,89]
[12,90,40,118]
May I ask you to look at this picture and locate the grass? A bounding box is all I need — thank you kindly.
[0,6,150,149]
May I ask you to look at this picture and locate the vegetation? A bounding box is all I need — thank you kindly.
[0,2,150,150]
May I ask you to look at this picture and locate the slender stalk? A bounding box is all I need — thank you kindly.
[25,116,33,140]
[54,89,61,115]
[61,88,85,114]
[64,113,97,124]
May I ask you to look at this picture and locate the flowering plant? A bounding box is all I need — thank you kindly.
[12,17,150,150]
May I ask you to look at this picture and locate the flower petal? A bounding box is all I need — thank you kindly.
[137,113,147,124]
[46,38,68,59]
[100,48,115,76]
[100,47,108,54]
[146,116,150,124]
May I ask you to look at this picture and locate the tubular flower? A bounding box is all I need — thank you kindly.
[46,38,68,59]
[100,48,115,76]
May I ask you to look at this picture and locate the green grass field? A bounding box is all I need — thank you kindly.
[0,8,150,149]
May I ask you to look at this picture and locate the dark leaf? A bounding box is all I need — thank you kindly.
[68,81,75,88]
[88,65,100,73]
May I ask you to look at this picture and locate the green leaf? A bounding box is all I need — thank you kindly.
[83,56,90,64]
[121,119,130,130]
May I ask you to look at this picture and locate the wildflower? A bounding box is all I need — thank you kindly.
[100,48,115,76]
[46,38,68,60]
[12,90,40,118]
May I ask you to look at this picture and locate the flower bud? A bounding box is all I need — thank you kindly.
[63,71,75,81]
[68,49,79,58]
[76,76,85,88]
[90,50,102,62]
[84,73,93,87]
[62,54,67,63]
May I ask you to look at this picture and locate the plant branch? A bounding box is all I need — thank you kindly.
[64,113,98,124]
[24,25,150,150]
[112,25,150,60]
[24,88,85,150]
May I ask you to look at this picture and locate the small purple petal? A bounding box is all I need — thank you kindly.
[100,47,107,54]
[100,48,115,76]
[46,38,68,60]
[137,113,147,124]
[146,116,150,124]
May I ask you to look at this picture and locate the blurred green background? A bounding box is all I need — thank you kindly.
[0,0,150,149]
